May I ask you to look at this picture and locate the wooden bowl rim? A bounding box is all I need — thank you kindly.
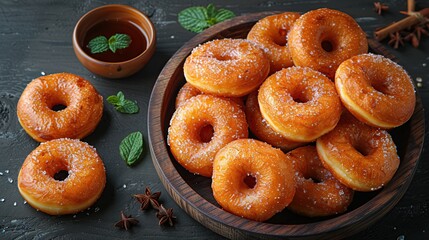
[148,11,425,239]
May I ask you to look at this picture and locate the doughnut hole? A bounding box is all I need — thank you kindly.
[45,159,70,182]
[243,173,257,189]
[272,28,288,46]
[290,89,310,104]
[369,76,390,96]
[321,40,334,52]
[351,135,375,157]
[320,32,338,53]
[214,54,236,61]
[54,170,69,181]
[51,104,67,112]
[198,124,214,143]
[45,94,69,112]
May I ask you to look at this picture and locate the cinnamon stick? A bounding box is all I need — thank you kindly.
[374,8,429,41]
[408,0,415,13]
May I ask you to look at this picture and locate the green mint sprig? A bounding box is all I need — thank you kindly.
[120,131,143,166]
[87,33,131,54]
[178,4,235,33]
[107,91,139,114]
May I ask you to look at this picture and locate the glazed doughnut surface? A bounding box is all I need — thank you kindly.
[245,91,304,151]
[212,139,296,222]
[258,67,342,142]
[288,8,368,79]
[183,38,270,97]
[335,53,416,128]
[17,73,103,142]
[168,95,248,177]
[317,112,400,192]
[247,12,300,73]
[287,146,353,217]
[18,138,106,215]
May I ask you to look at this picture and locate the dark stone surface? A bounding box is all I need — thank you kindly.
[0,0,427,239]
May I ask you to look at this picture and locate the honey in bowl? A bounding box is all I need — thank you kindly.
[82,19,147,62]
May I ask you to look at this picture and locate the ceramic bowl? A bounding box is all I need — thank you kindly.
[72,4,156,79]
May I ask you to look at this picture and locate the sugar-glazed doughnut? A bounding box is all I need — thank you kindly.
[258,67,342,142]
[287,146,353,217]
[168,95,248,177]
[175,83,243,109]
[335,53,416,129]
[212,139,296,221]
[316,112,400,192]
[288,8,368,79]
[17,73,103,142]
[247,12,301,73]
[183,38,270,97]
[18,138,106,215]
[245,91,304,151]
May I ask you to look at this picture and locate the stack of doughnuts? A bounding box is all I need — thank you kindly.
[168,8,416,221]
[16,73,106,215]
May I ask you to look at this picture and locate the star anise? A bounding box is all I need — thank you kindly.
[134,187,161,210]
[156,204,176,226]
[374,2,389,15]
[404,31,420,47]
[413,25,429,40]
[388,31,404,49]
[114,211,139,230]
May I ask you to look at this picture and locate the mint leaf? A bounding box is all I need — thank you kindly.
[107,91,139,114]
[120,131,143,166]
[108,34,131,53]
[117,100,139,114]
[215,9,235,22]
[178,4,235,33]
[88,36,109,54]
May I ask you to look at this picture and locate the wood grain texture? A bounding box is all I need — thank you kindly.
[148,12,425,240]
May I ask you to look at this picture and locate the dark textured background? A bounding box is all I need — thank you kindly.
[0,0,428,239]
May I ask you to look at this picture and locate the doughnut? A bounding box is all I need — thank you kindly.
[335,53,416,129]
[183,38,270,97]
[258,67,342,142]
[168,95,248,177]
[175,83,243,109]
[18,138,106,215]
[17,73,103,142]
[316,112,400,191]
[245,91,304,151]
[247,12,301,73]
[288,8,368,79]
[212,139,296,221]
[287,146,353,217]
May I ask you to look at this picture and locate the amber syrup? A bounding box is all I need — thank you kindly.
[83,19,147,62]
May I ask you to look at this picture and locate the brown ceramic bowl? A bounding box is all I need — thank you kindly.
[73,4,156,79]
[148,12,425,240]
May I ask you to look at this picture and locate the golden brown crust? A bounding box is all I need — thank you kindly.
[17,138,106,215]
[245,91,304,151]
[17,73,103,142]
[175,83,243,109]
[258,67,342,142]
[247,12,300,73]
[335,53,416,128]
[288,8,368,79]
[168,95,248,177]
[316,112,400,192]
[183,38,270,97]
[212,139,296,222]
[287,146,353,217]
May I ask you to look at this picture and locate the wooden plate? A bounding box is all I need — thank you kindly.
[148,12,425,239]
